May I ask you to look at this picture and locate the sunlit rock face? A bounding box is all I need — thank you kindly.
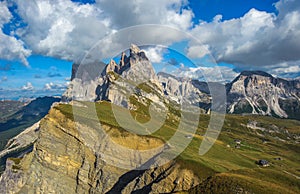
[64,45,300,119]
[0,107,200,193]
[226,71,300,119]
[63,44,211,111]
[63,44,158,104]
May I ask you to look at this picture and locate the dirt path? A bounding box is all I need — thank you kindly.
[283,170,300,179]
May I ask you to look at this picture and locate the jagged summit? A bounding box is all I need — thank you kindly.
[63,46,300,120]
[130,44,141,55]
[105,44,149,75]
[227,70,300,119]
[105,59,118,74]
[63,44,157,104]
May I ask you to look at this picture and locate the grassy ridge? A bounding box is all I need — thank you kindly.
[56,101,300,193]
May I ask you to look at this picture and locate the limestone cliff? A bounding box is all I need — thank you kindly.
[226,71,300,119]
[63,44,159,105]
[0,105,199,193]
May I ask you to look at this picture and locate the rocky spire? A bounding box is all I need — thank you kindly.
[106,59,118,74]
[130,44,141,56]
[119,52,128,68]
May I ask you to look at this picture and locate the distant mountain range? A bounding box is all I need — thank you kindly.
[0,97,60,134]
[0,97,60,151]
[226,71,300,119]
[63,44,300,120]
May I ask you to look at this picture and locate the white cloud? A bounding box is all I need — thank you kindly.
[0,0,299,79]
[268,61,300,78]
[189,2,300,68]
[186,44,210,58]
[95,0,193,30]
[173,65,239,83]
[6,0,193,63]
[44,82,69,91]
[21,82,34,90]
[275,0,300,18]
[0,1,12,27]
[13,0,111,61]
[0,1,31,66]
[143,46,165,63]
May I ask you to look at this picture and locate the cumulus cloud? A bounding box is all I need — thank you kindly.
[189,1,300,68]
[95,0,193,30]
[21,82,34,90]
[0,1,11,26]
[9,0,110,62]
[0,0,299,80]
[143,46,165,63]
[268,61,300,78]
[44,82,69,91]
[186,44,210,58]
[0,1,31,66]
[275,0,300,18]
[3,0,192,63]
[173,65,239,83]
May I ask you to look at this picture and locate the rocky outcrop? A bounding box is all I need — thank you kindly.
[63,44,160,106]
[0,105,200,193]
[226,71,300,119]
[63,44,300,119]
[0,122,39,163]
[105,59,118,74]
[157,72,211,110]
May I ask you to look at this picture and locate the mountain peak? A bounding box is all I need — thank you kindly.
[130,44,141,55]
[106,59,118,74]
[239,71,273,78]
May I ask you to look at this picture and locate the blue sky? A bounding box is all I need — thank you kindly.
[0,0,299,99]
[189,0,278,22]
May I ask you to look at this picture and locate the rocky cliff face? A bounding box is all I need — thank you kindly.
[157,72,211,110]
[64,45,300,119]
[63,44,160,105]
[63,44,210,113]
[0,105,199,193]
[226,71,300,119]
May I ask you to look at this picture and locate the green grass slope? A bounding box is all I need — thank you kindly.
[56,100,300,193]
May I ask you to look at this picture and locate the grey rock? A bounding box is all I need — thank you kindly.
[226,71,300,119]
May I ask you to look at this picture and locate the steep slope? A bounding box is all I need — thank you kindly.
[226,71,300,119]
[0,101,25,122]
[157,72,211,111]
[63,44,162,106]
[0,97,60,151]
[0,97,60,174]
[63,44,211,114]
[0,103,200,193]
[64,44,300,119]
[0,102,299,193]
